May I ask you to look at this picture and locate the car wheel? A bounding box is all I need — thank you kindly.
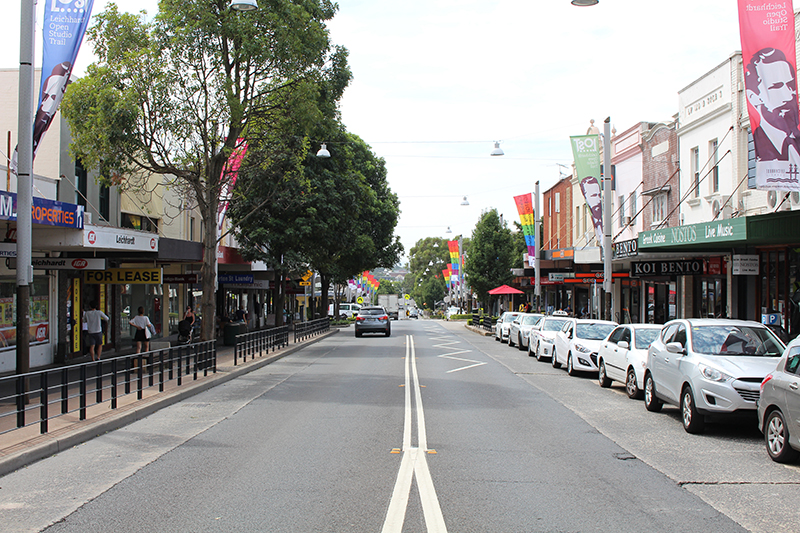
[551,348,560,368]
[517,334,525,351]
[508,335,515,347]
[567,353,578,376]
[626,368,642,399]
[765,410,800,463]
[527,342,535,357]
[681,386,705,434]
[644,373,663,412]
[495,332,500,342]
[385,329,391,337]
[598,360,611,388]
[355,331,362,338]
[536,343,546,362]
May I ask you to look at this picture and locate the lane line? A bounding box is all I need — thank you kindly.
[381,335,447,533]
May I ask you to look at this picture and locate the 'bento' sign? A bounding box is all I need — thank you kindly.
[630,260,703,277]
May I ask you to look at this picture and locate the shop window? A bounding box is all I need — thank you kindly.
[0,277,49,350]
[652,194,667,224]
[75,161,87,208]
[630,192,637,222]
[709,139,719,193]
[691,147,700,197]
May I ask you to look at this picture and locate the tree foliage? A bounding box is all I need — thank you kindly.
[61,0,348,339]
[464,209,516,306]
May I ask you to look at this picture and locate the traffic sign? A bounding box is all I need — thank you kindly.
[404,294,410,300]
[357,297,364,304]
[301,270,313,281]
[299,281,311,286]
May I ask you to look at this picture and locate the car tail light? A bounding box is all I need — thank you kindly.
[356,316,365,321]
[380,315,389,320]
[761,373,773,393]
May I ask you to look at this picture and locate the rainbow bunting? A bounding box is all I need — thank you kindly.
[514,193,536,267]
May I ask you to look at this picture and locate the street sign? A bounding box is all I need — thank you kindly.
[299,281,311,286]
[404,294,410,300]
[301,270,313,281]
[357,297,364,304]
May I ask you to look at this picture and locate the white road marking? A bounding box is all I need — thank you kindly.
[432,338,487,374]
[381,336,447,533]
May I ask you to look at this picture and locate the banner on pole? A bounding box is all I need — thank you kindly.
[570,135,603,246]
[738,0,800,190]
[513,193,536,267]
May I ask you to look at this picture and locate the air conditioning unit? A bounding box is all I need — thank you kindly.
[711,199,721,219]
[768,190,778,209]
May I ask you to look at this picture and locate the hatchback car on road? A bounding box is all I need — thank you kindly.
[597,324,663,399]
[644,319,784,434]
[553,318,618,375]
[354,306,391,337]
[758,337,800,462]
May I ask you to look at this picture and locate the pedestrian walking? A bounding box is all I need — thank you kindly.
[83,301,109,361]
[129,306,154,353]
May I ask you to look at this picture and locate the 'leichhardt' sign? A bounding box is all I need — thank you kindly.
[85,268,163,284]
[630,260,703,277]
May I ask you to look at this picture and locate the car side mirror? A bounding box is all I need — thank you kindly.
[666,342,686,355]
[618,340,629,349]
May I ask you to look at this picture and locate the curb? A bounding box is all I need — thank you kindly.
[0,329,338,478]
[464,324,493,336]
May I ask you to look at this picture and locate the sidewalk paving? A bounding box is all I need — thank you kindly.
[0,328,339,477]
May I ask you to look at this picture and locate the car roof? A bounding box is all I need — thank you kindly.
[666,318,769,328]
[573,319,618,325]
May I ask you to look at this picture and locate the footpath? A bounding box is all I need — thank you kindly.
[0,328,339,477]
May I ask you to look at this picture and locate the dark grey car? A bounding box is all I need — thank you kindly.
[355,306,391,337]
[758,337,800,462]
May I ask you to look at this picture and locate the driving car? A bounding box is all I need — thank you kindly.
[508,313,544,350]
[597,324,663,399]
[495,312,520,343]
[531,316,570,362]
[758,336,800,463]
[329,302,361,319]
[644,318,785,434]
[553,318,618,376]
[408,308,419,319]
[354,306,391,337]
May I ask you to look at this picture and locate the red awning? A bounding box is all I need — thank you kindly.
[488,284,523,295]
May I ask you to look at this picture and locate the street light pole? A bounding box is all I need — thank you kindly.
[16,0,35,375]
[602,118,613,320]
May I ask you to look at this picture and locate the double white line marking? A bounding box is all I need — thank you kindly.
[381,335,447,533]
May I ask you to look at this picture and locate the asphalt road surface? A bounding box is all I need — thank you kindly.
[1,319,798,532]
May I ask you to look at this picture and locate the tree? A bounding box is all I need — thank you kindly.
[406,237,451,308]
[464,209,516,307]
[61,0,347,339]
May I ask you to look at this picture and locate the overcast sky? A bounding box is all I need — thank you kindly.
[2,0,745,263]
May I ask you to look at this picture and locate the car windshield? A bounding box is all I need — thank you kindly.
[359,308,386,316]
[522,316,542,326]
[576,323,616,340]
[634,328,660,350]
[504,314,519,322]
[690,325,784,356]
[542,319,567,331]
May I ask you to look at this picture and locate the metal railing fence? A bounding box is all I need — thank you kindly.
[233,325,289,366]
[0,341,216,437]
[294,317,330,343]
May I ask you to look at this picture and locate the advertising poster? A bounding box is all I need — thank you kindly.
[570,135,604,246]
[738,0,800,190]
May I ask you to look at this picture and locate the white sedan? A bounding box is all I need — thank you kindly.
[531,316,570,362]
[596,324,663,398]
[509,313,544,350]
[553,318,618,376]
[495,312,520,342]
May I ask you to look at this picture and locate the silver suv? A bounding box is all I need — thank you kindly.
[644,319,785,434]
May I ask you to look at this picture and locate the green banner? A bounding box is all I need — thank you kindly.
[570,135,603,245]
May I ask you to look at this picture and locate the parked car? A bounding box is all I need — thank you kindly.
[509,313,544,350]
[354,306,391,337]
[597,324,663,398]
[553,318,618,376]
[531,316,570,362]
[329,303,362,319]
[495,312,520,343]
[758,336,800,462]
[446,306,461,319]
[644,318,785,434]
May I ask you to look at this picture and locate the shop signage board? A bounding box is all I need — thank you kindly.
[218,274,254,284]
[638,218,746,249]
[85,268,163,284]
[226,280,269,290]
[630,259,703,277]
[84,226,158,252]
[9,257,106,270]
[163,274,199,284]
[0,191,84,229]
[732,254,759,275]
[613,238,638,259]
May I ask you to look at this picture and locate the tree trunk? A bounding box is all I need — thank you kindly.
[274,266,285,327]
[319,274,330,318]
[199,186,219,342]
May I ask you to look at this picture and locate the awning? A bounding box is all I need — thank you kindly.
[488,284,523,295]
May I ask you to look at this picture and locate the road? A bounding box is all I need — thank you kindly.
[1,319,797,532]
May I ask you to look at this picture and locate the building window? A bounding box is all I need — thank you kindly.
[709,139,719,193]
[583,204,589,237]
[121,213,158,233]
[691,147,700,198]
[618,194,625,228]
[75,161,88,208]
[548,197,552,216]
[190,217,196,241]
[99,185,110,222]
[555,192,561,213]
[575,207,580,240]
[653,194,667,224]
[747,130,756,189]
[630,192,637,221]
